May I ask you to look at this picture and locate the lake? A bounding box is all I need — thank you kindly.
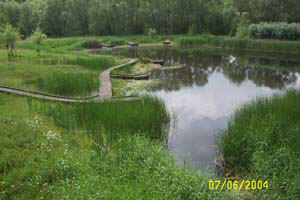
[98,46,300,172]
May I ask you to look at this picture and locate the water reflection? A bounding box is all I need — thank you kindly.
[98,46,300,171]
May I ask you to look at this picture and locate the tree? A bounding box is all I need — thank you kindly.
[0,24,20,60]
[41,0,68,36]
[18,1,39,37]
[30,27,47,56]
[68,0,90,35]
[0,1,21,27]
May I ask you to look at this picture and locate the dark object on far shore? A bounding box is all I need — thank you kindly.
[82,40,103,49]
[128,42,139,47]
[102,44,114,48]
[151,60,164,65]
[163,40,171,45]
[110,74,149,80]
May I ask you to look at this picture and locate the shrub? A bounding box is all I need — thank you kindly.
[81,39,102,49]
[235,15,251,38]
[0,24,20,59]
[30,27,47,56]
[188,24,197,35]
[249,22,300,40]
[147,28,158,36]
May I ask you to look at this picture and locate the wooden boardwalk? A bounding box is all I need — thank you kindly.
[99,59,138,98]
[0,59,138,103]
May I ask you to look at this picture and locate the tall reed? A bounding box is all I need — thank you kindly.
[34,72,97,97]
[220,89,300,199]
[31,96,170,144]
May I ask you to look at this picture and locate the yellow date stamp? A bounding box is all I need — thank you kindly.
[208,180,268,190]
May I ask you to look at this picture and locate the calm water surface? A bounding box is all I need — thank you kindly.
[98,46,300,172]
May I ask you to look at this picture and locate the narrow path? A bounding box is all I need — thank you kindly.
[0,59,138,103]
[99,59,138,98]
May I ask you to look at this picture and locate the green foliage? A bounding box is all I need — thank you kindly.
[18,1,39,37]
[0,0,234,36]
[220,89,300,199]
[34,72,97,97]
[147,28,158,36]
[81,39,102,49]
[188,24,197,35]
[30,27,47,55]
[235,15,250,38]
[230,0,300,25]
[0,24,20,59]
[249,22,300,40]
[0,0,21,27]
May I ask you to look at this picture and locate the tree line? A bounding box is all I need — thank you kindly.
[0,0,300,37]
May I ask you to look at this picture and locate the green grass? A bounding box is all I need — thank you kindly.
[19,35,169,53]
[50,134,230,200]
[0,93,233,200]
[220,89,300,199]
[0,41,120,98]
[26,55,117,71]
[0,94,77,199]
[34,72,98,97]
[31,96,170,142]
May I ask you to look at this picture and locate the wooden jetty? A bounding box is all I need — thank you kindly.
[163,40,171,45]
[127,42,139,47]
[102,44,113,48]
[151,59,164,65]
[110,74,149,80]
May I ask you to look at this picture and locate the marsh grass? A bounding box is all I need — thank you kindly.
[0,94,74,199]
[19,36,168,53]
[81,39,103,49]
[0,36,236,200]
[0,93,234,200]
[32,96,170,142]
[34,72,98,97]
[0,47,119,98]
[51,134,232,200]
[25,55,117,71]
[220,89,300,199]
[111,63,134,75]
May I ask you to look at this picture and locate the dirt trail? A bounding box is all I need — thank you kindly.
[0,59,138,103]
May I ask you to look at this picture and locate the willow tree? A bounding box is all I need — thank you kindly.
[0,24,20,60]
[30,27,47,56]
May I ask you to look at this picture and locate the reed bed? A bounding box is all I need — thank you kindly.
[220,89,300,199]
[31,96,170,143]
[34,72,98,97]
[25,55,116,71]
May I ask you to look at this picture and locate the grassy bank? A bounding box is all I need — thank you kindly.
[220,89,300,199]
[15,34,300,57]
[0,93,233,200]
[0,38,122,97]
[176,34,300,54]
[19,35,170,53]
[31,96,170,141]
